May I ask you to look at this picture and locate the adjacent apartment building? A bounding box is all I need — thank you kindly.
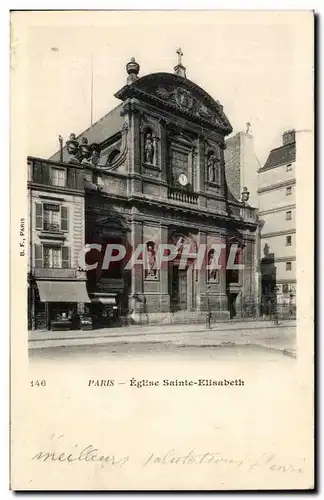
[258,129,297,309]
[27,158,90,329]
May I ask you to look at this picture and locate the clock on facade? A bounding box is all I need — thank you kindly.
[178,173,188,186]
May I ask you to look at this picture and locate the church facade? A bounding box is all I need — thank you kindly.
[28,52,260,328]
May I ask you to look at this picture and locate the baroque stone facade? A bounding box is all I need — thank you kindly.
[37,53,260,326]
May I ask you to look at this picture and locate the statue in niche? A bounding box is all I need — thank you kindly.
[207,152,217,183]
[145,241,157,279]
[79,137,92,164]
[207,249,219,282]
[175,236,186,253]
[66,133,80,163]
[144,132,155,164]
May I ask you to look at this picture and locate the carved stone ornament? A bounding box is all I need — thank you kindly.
[241,186,250,204]
[175,87,194,111]
[66,133,80,164]
[90,149,100,166]
[79,137,92,164]
[155,86,221,126]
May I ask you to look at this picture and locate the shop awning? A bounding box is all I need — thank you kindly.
[36,281,91,303]
[90,294,116,305]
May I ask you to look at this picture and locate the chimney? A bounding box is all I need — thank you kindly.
[282,129,295,145]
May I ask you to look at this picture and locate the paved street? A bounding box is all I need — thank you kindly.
[29,320,296,360]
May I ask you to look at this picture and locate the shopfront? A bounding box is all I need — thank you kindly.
[33,280,90,330]
[88,293,119,328]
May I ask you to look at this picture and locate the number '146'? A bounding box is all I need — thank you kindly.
[30,380,46,387]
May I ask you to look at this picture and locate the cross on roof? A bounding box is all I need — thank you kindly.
[176,47,183,65]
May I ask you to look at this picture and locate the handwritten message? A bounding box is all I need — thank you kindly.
[32,444,305,475]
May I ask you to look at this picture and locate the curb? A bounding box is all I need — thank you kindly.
[28,322,296,344]
[28,337,296,356]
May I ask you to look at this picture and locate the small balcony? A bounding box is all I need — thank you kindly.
[168,187,198,205]
[33,267,86,279]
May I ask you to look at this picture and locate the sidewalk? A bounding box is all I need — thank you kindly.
[29,320,296,354]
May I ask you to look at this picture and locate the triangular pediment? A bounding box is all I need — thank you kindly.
[115,72,233,134]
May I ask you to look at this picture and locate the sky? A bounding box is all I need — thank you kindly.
[18,10,313,165]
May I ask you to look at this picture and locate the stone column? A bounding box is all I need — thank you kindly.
[195,230,207,312]
[128,218,144,321]
[159,224,170,316]
[197,136,207,208]
[124,101,142,194]
[208,231,229,319]
[159,119,168,183]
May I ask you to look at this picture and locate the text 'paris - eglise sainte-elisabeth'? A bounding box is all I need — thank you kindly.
[87,379,245,388]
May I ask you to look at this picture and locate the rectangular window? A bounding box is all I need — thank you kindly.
[286,262,292,271]
[171,149,188,182]
[286,235,292,246]
[286,210,292,220]
[43,203,60,232]
[43,246,61,268]
[286,186,292,195]
[51,167,66,187]
[283,284,289,294]
[286,163,292,172]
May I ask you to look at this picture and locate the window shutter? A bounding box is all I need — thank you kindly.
[62,246,70,269]
[34,244,43,268]
[61,206,68,231]
[35,203,43,230]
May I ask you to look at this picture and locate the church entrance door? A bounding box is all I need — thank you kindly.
[178,270,188,311]
[170,265,188,311]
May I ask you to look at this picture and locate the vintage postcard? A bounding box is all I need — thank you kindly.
[10,10,314,490]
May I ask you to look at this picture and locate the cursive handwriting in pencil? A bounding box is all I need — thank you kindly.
[32,444,129,466]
